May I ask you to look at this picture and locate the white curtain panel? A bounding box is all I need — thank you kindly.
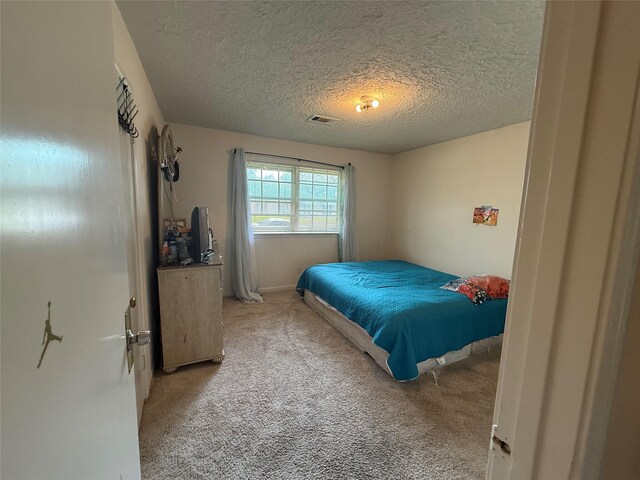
[339,164,359,262]
[229,148,263,303]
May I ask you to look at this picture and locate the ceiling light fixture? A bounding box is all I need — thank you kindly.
[355,96,380,113]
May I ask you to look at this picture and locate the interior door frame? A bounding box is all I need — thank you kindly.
[487,1,640,478]
[115,63,151,425]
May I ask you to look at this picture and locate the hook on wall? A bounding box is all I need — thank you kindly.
[116,77,139,138]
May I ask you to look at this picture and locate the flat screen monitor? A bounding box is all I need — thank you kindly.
[190,207,210,263]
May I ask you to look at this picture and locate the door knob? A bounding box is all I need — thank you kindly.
[126,329,151,351]
[129,297,136,308]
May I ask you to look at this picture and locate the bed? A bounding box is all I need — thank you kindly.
[296,260,507,382]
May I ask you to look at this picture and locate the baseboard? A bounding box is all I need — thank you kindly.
[258,284,297,293]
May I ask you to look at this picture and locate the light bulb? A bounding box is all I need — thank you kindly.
[356,104,362,113]
[372,99,379,108]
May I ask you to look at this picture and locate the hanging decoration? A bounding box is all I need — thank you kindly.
[158,124,183,227]
[158,124,182,183]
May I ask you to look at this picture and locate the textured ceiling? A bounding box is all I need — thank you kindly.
[117,1,544,154]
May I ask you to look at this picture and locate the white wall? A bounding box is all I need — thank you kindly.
[389,122,530,278]
[166,124,393,292]
[111,3,165,407]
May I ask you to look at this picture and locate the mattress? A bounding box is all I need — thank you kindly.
[296,260,508,381]
[303,290,502,382]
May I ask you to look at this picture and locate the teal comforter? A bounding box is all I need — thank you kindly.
[296,260,507,381]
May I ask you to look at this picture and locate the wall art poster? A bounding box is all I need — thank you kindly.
[473,206,499,226]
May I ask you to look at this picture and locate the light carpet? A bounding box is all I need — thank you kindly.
[139,290,501,479]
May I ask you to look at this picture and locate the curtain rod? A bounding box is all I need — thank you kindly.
[235,149,348,170]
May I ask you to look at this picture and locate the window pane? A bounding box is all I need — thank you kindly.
[262,169,278,181]
[327,202,337,214]
[297,215,312,231]
[253,215,291,230]
[279,170,292,182]
[279,183,291,199]
[313,173,327,183]
[249,180,261,197]
[251,201,262,214]
[313,185,326,200]
[300,171,313,182]
[262,182,278,198]
[327,186,338,200]
[313,201,327,213]
[300,201,312,210]
[313,217,327,230]
[280,202,291,214]
[328,174,339,184]
[299,184,313,199]
[247,168,261,180]
[264,202,278,214]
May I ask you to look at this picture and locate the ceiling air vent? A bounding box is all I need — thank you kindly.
[307,114,339,125]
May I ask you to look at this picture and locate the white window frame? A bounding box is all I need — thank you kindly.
[246,158,343,234]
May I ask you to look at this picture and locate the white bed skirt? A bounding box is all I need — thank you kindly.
[302,289,502,382]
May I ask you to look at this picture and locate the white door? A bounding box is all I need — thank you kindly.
[488,1,640,478]
[1,2,141,479]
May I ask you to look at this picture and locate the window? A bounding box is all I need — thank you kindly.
[247,161,342,233]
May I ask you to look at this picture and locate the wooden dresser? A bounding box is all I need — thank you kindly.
[157,257,224,373]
